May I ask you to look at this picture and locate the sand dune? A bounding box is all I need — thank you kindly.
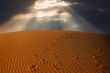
[0,30,110,73]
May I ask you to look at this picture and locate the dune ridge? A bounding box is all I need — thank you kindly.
[0,30,110,73]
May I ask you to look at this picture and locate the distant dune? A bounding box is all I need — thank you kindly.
[0,30,110,73]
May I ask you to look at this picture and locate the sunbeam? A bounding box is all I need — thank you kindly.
[0,0,104,34]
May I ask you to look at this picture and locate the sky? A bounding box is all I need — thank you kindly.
[0,0,110,34]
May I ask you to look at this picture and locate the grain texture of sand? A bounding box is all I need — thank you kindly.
[0,30,110,73]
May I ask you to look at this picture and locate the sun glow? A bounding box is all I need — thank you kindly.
[32,0,72,19]
[34,0,71,10]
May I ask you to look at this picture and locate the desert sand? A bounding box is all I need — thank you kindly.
[0,30,110,73]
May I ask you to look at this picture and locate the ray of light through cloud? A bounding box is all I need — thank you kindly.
[27,0,82,31]
[0,0,103,33]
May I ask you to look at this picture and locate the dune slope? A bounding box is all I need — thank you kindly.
[0,30,110,73]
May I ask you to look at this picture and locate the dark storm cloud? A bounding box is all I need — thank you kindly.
[0,0,110,33]
[0,0,35,25]
[64,0,110,33]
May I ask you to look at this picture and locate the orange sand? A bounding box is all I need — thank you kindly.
[0,30,110,73]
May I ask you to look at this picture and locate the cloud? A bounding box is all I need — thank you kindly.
[0,0,35,25]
